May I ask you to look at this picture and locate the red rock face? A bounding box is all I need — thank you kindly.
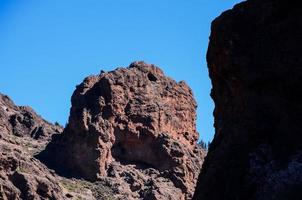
[194,0,302,199]
[40,61,205,199]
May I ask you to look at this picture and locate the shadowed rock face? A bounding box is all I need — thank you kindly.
[193,0,302,200]
[39,61,206,199]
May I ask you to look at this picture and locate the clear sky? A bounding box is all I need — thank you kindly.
[0,0,242,143]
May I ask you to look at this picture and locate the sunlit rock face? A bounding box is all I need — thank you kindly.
[40,61,206,199]
[0,94,65,200]
[193,0,302,200]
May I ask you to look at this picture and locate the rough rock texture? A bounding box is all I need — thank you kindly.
[0,94,62,142]
[0,94,115,200]
[0,94,66,200]
[39,61,205,199]
[0,140,66,200]
[193,0,302,200]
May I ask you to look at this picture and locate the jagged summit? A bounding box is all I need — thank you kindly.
[38,62,205,200]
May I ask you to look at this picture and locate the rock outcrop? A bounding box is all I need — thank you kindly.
[193,0,302,199]
[0,94,62,142]
[0,94,116,200]
[0,139,66,200]
[0,94,66,199]
[39,61,206,200]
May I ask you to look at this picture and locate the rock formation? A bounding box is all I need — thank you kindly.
[193,0,302,199]
[0,94,62,142]
[0,94,66,199]
[0,94,116,200]
[39,61,206,200]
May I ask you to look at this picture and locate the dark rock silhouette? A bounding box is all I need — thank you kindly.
[39,61,206,200]
[193,0,302,199]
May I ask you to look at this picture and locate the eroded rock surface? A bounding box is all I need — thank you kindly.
[193,0,302,199]
[40,61,205,199]
[0,94,62,142]
[0,140,66,200]
[0,94,66,200]
[0,94,115,200]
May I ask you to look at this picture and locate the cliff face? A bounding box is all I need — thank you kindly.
[193,0,302,200]
[40,61,205,200]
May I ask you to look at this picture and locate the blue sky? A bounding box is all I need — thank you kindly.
[0,0,242,142]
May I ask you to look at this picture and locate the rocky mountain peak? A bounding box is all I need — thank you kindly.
[39,62,205,199]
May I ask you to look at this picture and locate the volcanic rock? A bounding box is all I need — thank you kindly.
[0,140,66,200]
[0,94,66,199]
[0,94,116,200]
[0,94,62,141]
[193,0,302,199]
[39,61,206,199]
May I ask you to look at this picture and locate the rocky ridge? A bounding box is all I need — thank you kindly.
[193,0,302,199]
[0,94,66,199]
[39,61,206,200]
[0,94,62,142]
[0,94,116,200]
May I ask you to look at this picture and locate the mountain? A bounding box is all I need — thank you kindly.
[38,61,206,200]
[0,62,206,200]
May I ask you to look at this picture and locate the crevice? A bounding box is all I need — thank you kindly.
[9,172,30,200]
[147,72,157,82]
